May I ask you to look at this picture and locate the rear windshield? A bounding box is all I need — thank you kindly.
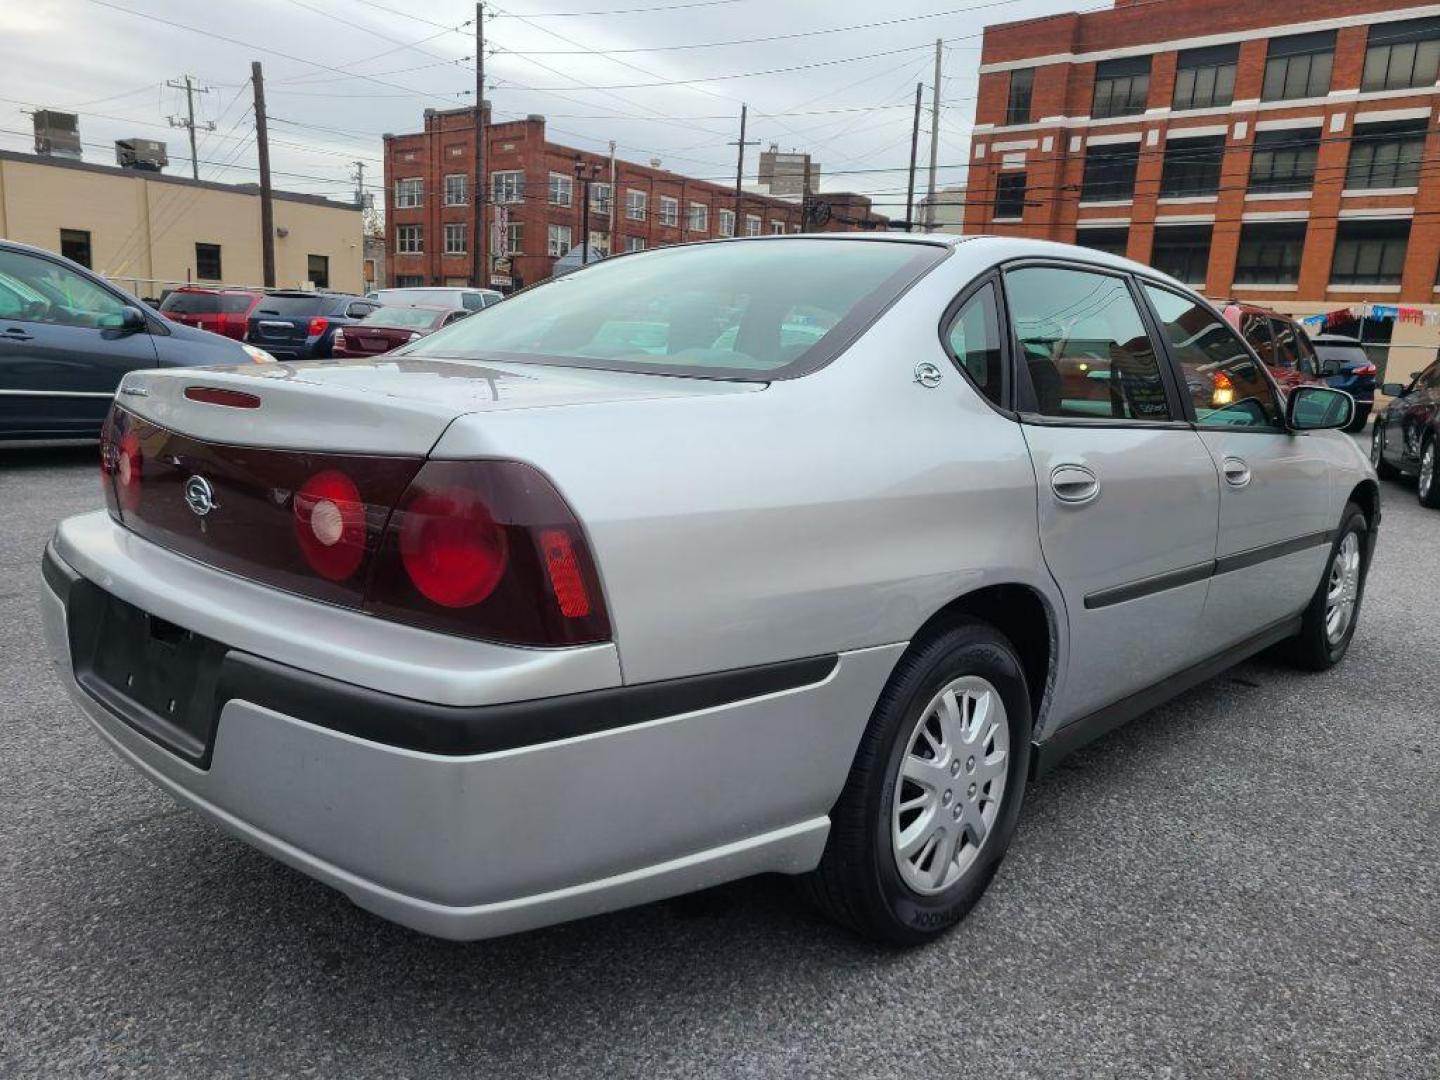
[362,307,445,330]
[251,294,334,317]
[404,240,946,379]
[161,291,252,314]
[1314,343,1370,366]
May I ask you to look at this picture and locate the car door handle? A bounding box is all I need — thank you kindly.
[1222,456,1252,488]
[0,327,34,342]
[1050,464,1100,505]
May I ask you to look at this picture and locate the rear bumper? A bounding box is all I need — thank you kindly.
[42,518,900,939]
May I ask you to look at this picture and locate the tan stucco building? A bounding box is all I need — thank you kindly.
[0,150,363,299]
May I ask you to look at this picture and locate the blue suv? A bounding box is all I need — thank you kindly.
[1310,334,1378,431]
[245,291,380,361]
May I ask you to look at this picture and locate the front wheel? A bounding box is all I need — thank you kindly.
[802,620,1031,945]
[1371,422,1400,480]
[1419,436,1440,509]
[1289,503,1370,671]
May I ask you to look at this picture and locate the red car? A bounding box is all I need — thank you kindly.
[1221,300,1324,395]
[157,286,263,340]
[332,305,470,358]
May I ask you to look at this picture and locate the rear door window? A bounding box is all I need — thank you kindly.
[1003,265,1173,421]
[1240,312,1276,365]
[1271,317,1303,369]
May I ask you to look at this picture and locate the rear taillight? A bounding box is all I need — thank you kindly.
[293,470,368,581]
[365,460,610,646]
[308,316,329,337]
[1354,363,1377,376]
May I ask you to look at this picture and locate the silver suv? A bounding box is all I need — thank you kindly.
[43,236,1375,945]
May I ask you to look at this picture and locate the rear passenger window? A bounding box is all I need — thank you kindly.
[943,282,1004,407]
[1240,312,1276,366]
[1143,284,1284,430]
[1271,318,1302,369]
[1004,266,1172,421]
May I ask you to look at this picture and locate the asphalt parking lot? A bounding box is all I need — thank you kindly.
[2,443,1436,1079]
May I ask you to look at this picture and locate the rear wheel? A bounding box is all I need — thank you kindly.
[1419,436,1440,509]
[802,621,1031,945]
[1371,422,1400,480]
[1290,503,1369,671]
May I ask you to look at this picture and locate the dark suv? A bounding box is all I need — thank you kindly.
[1310,334,1378,430]
[1372,356,1440,507]
[245,291,380,360]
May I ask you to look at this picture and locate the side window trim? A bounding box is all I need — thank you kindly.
[1135,277,1289,433]
[996,257,1190,428]
[936,272,1012,414]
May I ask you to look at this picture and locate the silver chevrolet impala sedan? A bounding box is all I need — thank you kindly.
[42,235,1376,944]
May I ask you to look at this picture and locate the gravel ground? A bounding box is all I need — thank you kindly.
[1,443,1436,1079]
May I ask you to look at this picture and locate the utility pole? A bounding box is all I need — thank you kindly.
[801,157,812,233]
[607,140,617,256]
[474,1,487,289]
[728,104,758,222]
[906,82,923,233]
[166,74,214,180]
[251,62,275,288]
[924,38,942,231]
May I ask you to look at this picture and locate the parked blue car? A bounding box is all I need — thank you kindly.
[244,291,380,361]
[1310,334,1378,432]
[0,238,273,443]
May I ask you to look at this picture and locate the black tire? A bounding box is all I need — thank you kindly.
[801,620,1031,946]
[1371,421,1400,480]
[1289,502,1370,671]
[1345,405,1371,435]
[1418,434,1440,509]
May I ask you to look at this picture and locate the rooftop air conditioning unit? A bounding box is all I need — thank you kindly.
[33,110,82,160]
[115,138,169,171]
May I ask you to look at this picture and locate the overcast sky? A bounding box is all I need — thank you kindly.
[1,0,1078,215]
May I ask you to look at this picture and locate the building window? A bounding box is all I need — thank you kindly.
[505,222,524,255]
[1172,44,1237,111]
[1091,56,1151,119]
[492,171,525,205]
[769,220,784,234]
[443,174,468,206]
[195,242,222,280]
[588,230,611,257]
[1006,68,1034,125]
[395,275,423,287]
[307,254,329,289]
[1234,221,1307,283]
[658,196,679,226]
[395,178,423,208]
[745,214,761,236]
[1248,128,1320,193]
[625,236,645,252]
[719,209,735,237]
[59,229,92,268]
[591,183,612,217]
[1080,142,1140,201]
[1074,227,1128,257]
[1363,18,1440,92]
[1151,225,1211,285]
[626,189,647,220]
[547,223,572,257]
[1262,31,1335,101]
[1331,219,1410,286]
[994,172,1026,218]
[444,222,467,255]
[1160,135,1225,198]
[549,172,573,207]
[397,225,423,254]
[1347,119,1427,189]
[687,202,708,232]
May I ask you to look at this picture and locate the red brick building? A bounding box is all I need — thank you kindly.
[965,0,1440,367]
[382,108,886,292]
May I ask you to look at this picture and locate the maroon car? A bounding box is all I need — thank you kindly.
[332,305,470,358]
[158,286,263,341]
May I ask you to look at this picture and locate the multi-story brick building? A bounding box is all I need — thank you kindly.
[383,108,884,293]
[964,0,1440,372]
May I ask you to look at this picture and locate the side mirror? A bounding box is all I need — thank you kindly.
[100,305,148,334]
[1287,385,1354,431]
[1382,382,1407,397]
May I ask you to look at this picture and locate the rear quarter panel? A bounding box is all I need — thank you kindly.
[431,247,1057,688]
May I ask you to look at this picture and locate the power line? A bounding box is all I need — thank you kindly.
[494,0,750,16]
